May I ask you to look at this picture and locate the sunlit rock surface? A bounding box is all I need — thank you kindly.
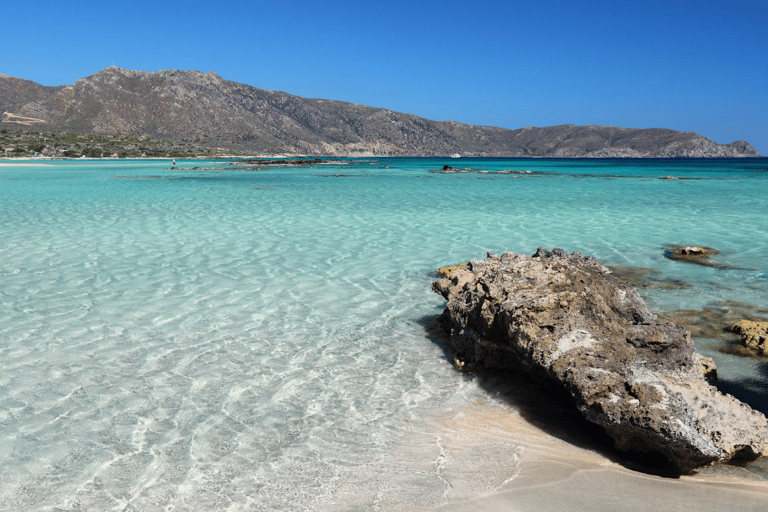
[731,320,768,356]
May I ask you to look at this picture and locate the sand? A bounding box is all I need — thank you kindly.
[0,161,52,167]
[431,406,768,511]
[323,402,768,511]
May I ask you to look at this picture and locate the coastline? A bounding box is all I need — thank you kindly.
[3,155,767,164]
[0,155,289,163]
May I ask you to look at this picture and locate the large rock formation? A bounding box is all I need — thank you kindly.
[432,248,768,473]
[0,68,762,157]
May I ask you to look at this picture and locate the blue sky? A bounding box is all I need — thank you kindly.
[3,0,766,153]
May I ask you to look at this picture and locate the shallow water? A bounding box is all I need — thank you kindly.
[1,157,767,510]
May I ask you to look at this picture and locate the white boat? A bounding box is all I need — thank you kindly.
[450,153,461,158]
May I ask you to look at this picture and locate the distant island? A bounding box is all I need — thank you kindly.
[0,67,761,158]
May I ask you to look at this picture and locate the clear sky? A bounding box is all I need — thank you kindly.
[3,0,767,153]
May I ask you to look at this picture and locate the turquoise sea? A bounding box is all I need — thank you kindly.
[1,157,768,510]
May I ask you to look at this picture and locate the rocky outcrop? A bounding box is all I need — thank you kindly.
[432,248,768,473]
[731,320,768,355]
[0,68,762,157]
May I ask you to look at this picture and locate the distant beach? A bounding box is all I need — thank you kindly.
[0,161,52,166]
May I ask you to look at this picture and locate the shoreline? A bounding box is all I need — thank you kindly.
[0,155,280,165]
[3,155,768,163]
[0,161,52,167]
[323,402,768,510]
[423,405,768,511]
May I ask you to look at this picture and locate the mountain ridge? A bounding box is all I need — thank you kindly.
[0,67,760,157]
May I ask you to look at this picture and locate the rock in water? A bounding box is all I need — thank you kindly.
[731,320,768,355]
[432,248,768,473]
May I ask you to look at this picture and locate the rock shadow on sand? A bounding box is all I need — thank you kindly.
[417,313,684,477]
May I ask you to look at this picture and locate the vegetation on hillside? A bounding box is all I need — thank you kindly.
[0,128,238,159]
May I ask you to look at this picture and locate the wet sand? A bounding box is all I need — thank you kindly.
[429,406,768,512]
[324,402,768,511]
[332,278,768,510]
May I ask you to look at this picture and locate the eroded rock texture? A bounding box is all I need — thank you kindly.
[432,248,768,473]
[731,320,768,355]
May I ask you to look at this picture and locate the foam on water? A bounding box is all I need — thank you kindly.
[1,158,767,510]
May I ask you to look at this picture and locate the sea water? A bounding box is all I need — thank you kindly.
[0,157,767,510]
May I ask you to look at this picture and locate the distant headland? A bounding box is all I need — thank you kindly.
[0,67,761,158]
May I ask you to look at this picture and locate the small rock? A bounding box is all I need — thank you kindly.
[435,263,468,278]
[731,320,768,355]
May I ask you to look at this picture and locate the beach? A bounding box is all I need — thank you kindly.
[0,161,51,167]
[322,373,768,511]
[0,157,766,510]
[430,406,768,511]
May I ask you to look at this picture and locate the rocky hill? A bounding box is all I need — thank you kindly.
[0,67,761,157]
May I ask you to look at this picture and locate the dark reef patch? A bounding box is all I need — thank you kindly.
[428,167,545,176]
[230,158,328,166]
[314,174,370,178]
[656,301,768,358]
[607,265,690,290]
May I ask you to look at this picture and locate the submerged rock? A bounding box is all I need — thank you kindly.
[663,244,754,270]
[664,244,720,264]
[432,248,768,473]
[607,265,690,290]
[655,301,768,358]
